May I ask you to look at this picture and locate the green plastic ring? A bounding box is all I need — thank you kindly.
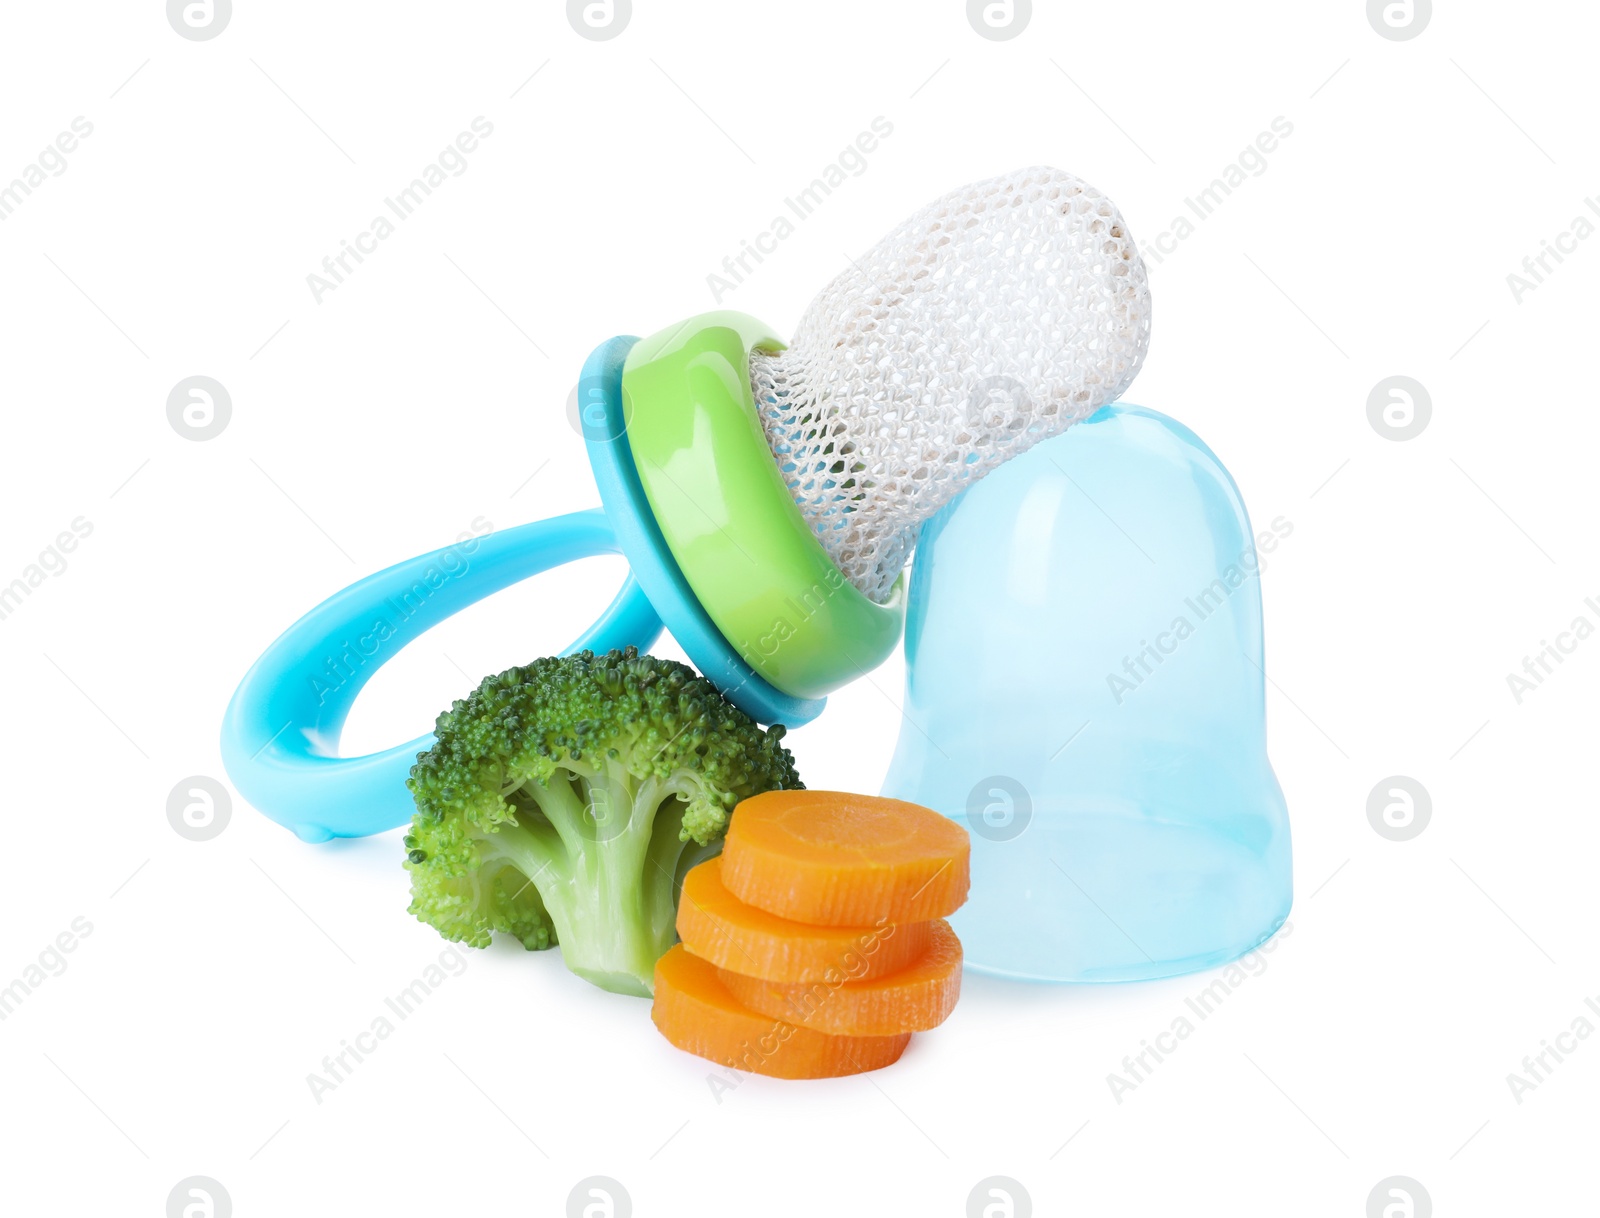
[621,311,905,701]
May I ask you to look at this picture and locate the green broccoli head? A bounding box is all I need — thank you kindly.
[404,647,801,995]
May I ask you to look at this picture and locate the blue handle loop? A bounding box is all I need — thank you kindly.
[220,509,662,841]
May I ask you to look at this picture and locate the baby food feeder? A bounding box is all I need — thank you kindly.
[881,406,1294,981]
[223,166,1152,844]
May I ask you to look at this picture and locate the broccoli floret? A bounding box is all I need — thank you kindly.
[403,647,802,996]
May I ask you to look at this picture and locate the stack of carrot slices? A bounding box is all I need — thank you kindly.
[652,790,970,1079]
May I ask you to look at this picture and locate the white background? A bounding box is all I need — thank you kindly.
[1,1,1595,1214]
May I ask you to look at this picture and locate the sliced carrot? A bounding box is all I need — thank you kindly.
[651,945,910,1079]
[676,857,932,983]
[719,918,963,1036]
[720,791,970,926]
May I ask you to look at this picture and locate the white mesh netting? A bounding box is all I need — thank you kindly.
[749,166,1152,603]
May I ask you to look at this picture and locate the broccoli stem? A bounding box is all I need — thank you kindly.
[482,779,698,997]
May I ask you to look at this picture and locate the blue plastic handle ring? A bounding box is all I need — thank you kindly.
[220,509,662,842]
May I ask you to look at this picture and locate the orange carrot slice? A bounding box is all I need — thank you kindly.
[719,918,963,1036]
[676,857,932,983]
[720,791,970,925]
[651,945,911,1079]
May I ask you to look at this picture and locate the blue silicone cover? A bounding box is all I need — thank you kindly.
[881,404,1293,982]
